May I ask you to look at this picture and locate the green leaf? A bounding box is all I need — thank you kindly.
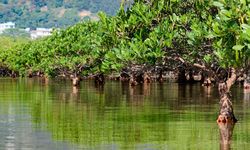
[242,24,250,30]
[240,0,246,6]
[187,40,193,45]
[216,39,223,48]
[214,50,223,60]
[247,44,250,49]
[213,1,224,8]
[204,54,212,63]
[232,45,244,51]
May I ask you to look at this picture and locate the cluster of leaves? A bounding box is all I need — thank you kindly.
[0,35,29,69]
[211,0,250,68]
[0,0,121,29]
[1,0,250,77]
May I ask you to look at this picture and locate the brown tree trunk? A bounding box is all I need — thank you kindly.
[94,73,105,86]
[217,68,237,123]
[157,69,163,83]
[129,71,144,86]
[202,71,213,87]
[218,122,235,150]
[187,69,195,83]
[177,68,186,83]
[72,76,80,86]
[244,70,250,90]
[129,75,138,86]
[143,72,151,83]
[202,77,212,86]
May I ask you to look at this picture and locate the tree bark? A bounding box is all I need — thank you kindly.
[244,70,250,90]
[94,73,105,86]
[177,68,186,83]
[143,72,151,83]
[157,69,163,83]
[218,122,235,150]
[217,68,237,123]
[72,76,80,86]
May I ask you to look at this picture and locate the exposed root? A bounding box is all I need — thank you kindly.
[72,77,81,86]
[94,73,105,86]
[202,77,212,87]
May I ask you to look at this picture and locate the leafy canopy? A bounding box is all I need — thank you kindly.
[1,0,250,77]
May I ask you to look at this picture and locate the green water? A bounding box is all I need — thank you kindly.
[0,78,250,150]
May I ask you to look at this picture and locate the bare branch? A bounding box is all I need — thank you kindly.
[193,63,206,70]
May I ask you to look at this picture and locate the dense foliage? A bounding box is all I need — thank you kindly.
[0,0,121,28]
[1,0,250,78]
[0,35,29,63]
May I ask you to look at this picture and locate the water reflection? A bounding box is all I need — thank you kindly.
[0,79,250,149]
[243,90,250,116]
[218,122,235,150]
[203,86,212,97]
[243,88,250,101]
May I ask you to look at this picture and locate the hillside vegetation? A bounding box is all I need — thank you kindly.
[0,0,121,28]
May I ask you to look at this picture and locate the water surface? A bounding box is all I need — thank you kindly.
[0,78,249,150]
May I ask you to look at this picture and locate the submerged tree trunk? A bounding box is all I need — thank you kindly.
[217,68,237,123]
[218,122,235,150]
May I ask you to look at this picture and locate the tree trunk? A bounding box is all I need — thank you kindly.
[218,122,235,150]
[94,73,105,86]
[187,69,195,83]
[72,76,80,86]
[129,71,144,86]
[202,77,212,86]
[157,69,163,83]
[217,68,237,123]
[244,70,250,90]
[143,72,151,83]
[177,68,186,83]
[201,71,213,86]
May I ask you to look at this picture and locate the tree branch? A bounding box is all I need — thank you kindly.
[193,63,206,70]
[226,68,236,91]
